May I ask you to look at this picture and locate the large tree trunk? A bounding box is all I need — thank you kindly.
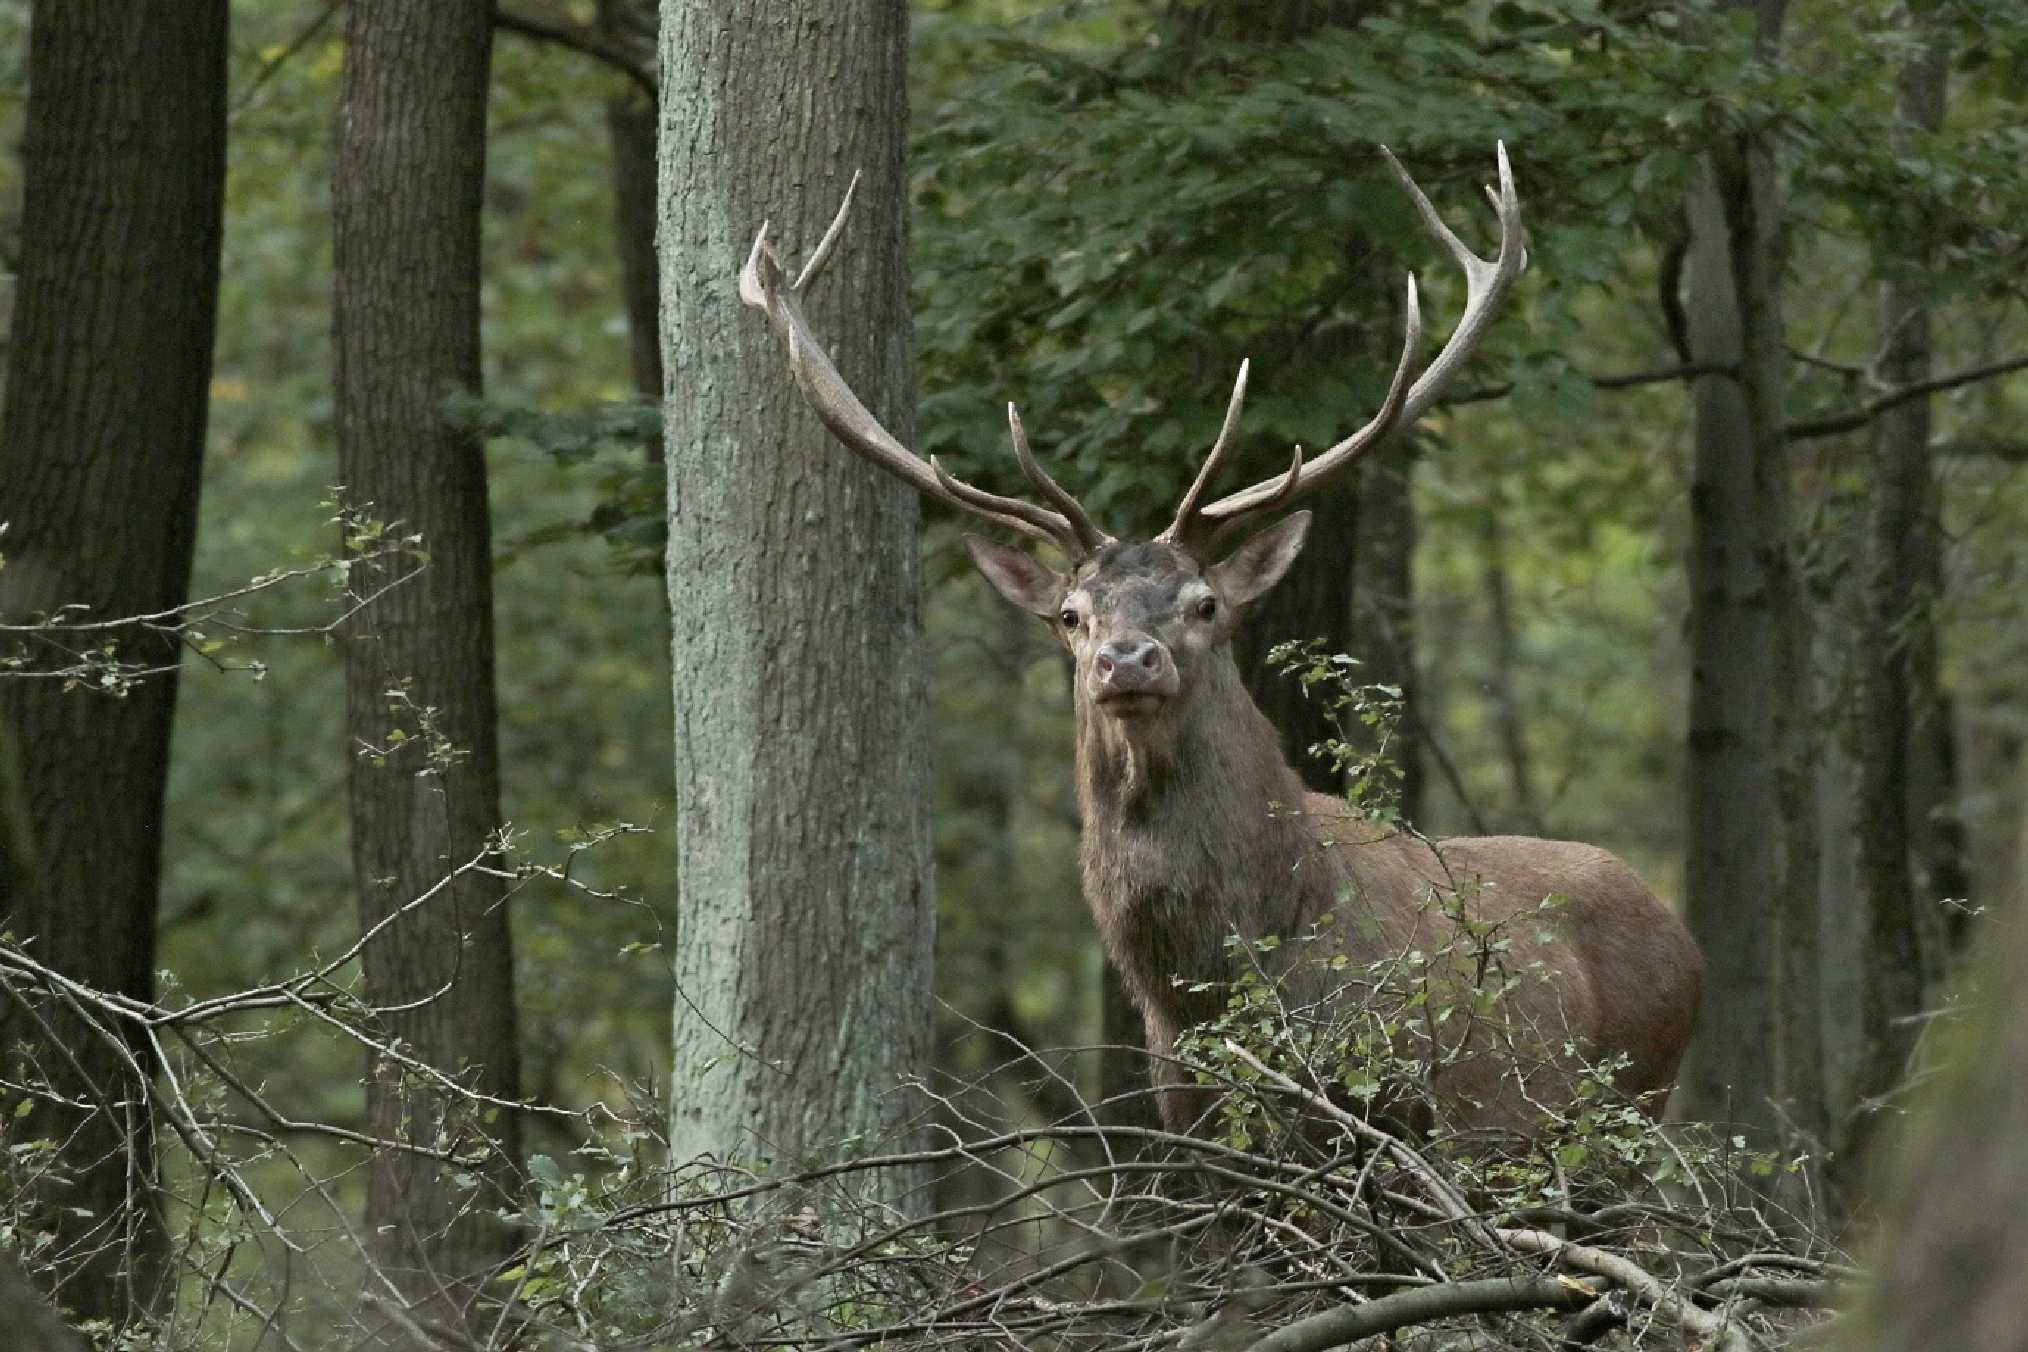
[0,1,227,1322]
[1677,0,1802,1146]
[332,1,523,1325]
[659,1,935,1202]
[1848,14,1951,1154]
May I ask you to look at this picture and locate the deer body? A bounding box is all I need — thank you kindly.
[741,146,1705,1136]
[1063,541,1701,1132]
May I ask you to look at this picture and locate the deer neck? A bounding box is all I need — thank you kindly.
[1074,651,1332,1013]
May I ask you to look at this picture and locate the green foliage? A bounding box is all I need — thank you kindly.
[445,392,666,573]
[1269,637,1408,819]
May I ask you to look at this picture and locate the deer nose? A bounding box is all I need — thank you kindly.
[1095,637,1166,692]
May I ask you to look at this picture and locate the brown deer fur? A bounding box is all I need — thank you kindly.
[969,526,1704,1135]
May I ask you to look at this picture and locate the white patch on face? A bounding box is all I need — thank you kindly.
[1057,589,1094,649]
[1175,580,1220,650]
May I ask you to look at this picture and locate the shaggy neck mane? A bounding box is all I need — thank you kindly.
[1075,655,1304,821]
[1074,652,1334,1013]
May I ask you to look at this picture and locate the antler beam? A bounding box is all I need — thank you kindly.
[739,173,1111,559]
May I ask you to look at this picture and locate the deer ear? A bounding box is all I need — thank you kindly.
[1208,511,1312,608]
[963,534,1066,618]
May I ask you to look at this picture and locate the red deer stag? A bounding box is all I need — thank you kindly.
[739,147,1702,1135]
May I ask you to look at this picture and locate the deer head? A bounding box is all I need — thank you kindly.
[738,147,1525,721]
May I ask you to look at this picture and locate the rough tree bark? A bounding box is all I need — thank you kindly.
[0,1,227,1322]
[333,0,523,1323]
[659,2,935,1200]
[1676,0,1806,1147]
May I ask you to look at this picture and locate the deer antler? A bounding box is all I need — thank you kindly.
[739,172,1112,559]
[1162,144,1526,549]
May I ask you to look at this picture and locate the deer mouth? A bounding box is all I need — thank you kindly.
[1093,690,1169,718]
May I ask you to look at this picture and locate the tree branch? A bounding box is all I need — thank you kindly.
[1935,436,2027,461]
[1786,352,2028,441]
[233,1,342,114]
[1443,361,1736,407]
[492,5,656,101]
[1444,351,2026,439]
[1244,1276,1590,1352]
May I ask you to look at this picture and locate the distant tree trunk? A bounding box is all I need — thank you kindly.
[1478,509,1545,834]
[1236,484,1358,793]
[1848,6,1951,1160]
[1232,456,1420,822]
[1677,0,1803,1147]
[333,0,523,1325]
[1909,679,1971,952]
[595,0,662,434]
[1355,452,1424,826]
[0,1,227,1322]
[1814,498,1867,1125]
[660,1,934,1203]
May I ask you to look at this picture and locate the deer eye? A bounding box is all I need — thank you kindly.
[1194,595,1218,621]
[1059,608,1080,631]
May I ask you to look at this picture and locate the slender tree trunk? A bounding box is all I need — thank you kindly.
[333,1,523,1325]
[1479,510,1545,834]
[0,2,227,1321]
[1848,6,1951,1158]
[1910,679,1971,951]
[660,1,934,1203]
[595,0,662,437]
[1814,498,1867,1125]
[1677,0,1799,1145]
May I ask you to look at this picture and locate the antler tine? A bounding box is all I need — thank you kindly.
[1192,144,1525,532]
[793,169,860,293]
[741,176,1099,556]
[1007,404,1112,554]
[1199,443,1306,557]
[1158,360,1250,546]
[1386,140,1526,423]
[1198,278,1423,523]
[928,452,1088,544]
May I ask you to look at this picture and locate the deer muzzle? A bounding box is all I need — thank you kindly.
[1092,635,1178,711]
